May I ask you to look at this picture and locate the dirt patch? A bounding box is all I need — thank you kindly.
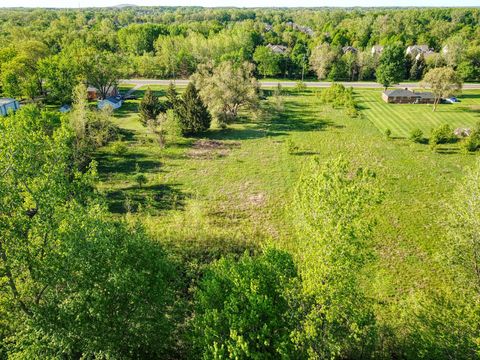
[187,140,241,159]
[248,193,266,207]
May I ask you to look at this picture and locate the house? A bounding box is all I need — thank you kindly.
[342,46,358,54]
[382,89,436,104]
[285,22,315,36]
[406,45,431,57]
[264,23,273,31]
[87,86,118,101]
[0,98,20,116]
[371,45,384,56]
[98,96,123,110]
[266,44,288,55]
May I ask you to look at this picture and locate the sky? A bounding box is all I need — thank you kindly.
[1,0,479,8]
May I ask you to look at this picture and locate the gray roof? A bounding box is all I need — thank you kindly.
[267,44,288,55]
[0,98,17,106]
[102,96,122,104]
[384,89,434,99]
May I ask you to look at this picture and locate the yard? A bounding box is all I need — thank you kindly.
[95,86,479,308]
[360,89,480,138]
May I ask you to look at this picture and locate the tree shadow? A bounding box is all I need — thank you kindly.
[105,183,186,214]
[96,152,162,177]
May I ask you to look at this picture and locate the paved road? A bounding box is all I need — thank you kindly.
[121,79,480,90]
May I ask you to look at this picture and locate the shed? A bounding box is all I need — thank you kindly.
[98,96,123,110]
[0,98,20,116]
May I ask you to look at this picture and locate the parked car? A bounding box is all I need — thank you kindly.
[444,97,460,103]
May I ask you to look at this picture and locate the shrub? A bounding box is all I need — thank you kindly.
[430,124,454,145]
[286,138,299,154]
[295,81,307,92]
[110,140,128,156]
[385,128,392,139]
[461,135,479,153]
[409,128,424,143]
[135,173,147,187]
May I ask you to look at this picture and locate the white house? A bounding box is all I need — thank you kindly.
[0,98,20,116]
[98,96,123,110]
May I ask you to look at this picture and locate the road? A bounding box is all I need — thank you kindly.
[121,79,480,90]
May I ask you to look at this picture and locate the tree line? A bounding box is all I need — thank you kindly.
[1,7,480,103]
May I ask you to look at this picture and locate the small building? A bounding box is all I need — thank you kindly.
[87,86,118,101]
[98,96,123,110]
[454,128,471,137]
[342,46,358,54]
[0,98,20,116]
[382,89,435,104]
[371,45,384,56]
[266,44,288,55]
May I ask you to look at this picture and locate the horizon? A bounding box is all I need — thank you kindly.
[1,1,480,9]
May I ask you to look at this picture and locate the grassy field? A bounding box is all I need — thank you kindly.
[359,89,480,138]
[95,87,479,302]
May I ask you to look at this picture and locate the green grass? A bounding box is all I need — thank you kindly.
[96,87,479,301]
[359,89,480,138]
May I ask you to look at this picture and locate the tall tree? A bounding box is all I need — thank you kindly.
[421,67,462,111]
[253,45,281,78]
[176,82,211,135]
[139,88,163,126]
[376,44,406,89]
[192,61,259,127]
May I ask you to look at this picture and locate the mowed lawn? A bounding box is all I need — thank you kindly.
[358,89,480,138]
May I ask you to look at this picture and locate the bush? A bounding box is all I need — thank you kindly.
[320,83,358,117]
[295,81,307,92]
[385,128,392,139]
[409,128,424,143]
[135,173,147,187]
[461,135,479,153]
[430,124,454,146]
[111,140,128,156]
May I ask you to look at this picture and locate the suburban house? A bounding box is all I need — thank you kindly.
[267,44,288,55]
[87,86,118,101]
[382,89,436,104]
[0,98,20,116]
[406,45,431,57]
[342,46,357,54]
[371,45,384,56]
[285,22,315,36]
[98,96,123,110]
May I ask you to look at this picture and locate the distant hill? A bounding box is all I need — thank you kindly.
[113,4,138,8]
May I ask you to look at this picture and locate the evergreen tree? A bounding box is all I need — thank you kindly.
[165,82,179,110]
[176,82,211,135]
[139,88,162,126]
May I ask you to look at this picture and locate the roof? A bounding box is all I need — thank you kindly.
[342,46,357,54]
[101,96,122,104]
[383,89,434,99]
[266,44,288,55]
[0,98,17,106]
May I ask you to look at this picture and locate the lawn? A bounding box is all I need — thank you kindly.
[359,89,480,138]
[95,87,479,306]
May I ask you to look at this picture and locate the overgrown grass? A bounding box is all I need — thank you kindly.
[95,86,479,313]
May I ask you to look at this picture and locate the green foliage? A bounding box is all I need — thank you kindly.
[385,128,392,139]
[0,104,177,359]
[193,248,301,359]
[111,140,128,156]
[376,44,406,88]
[135,173,148,187]
[139,88,163,126]
[286,138,299,154]
[430,124,454,146]
[294,157,382,358]
[253,45,282,77]
[320,83,358,117]
[175,83,211,136]
[294,81,307,92]
[192,61,259,127]
[409,128,424,143]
